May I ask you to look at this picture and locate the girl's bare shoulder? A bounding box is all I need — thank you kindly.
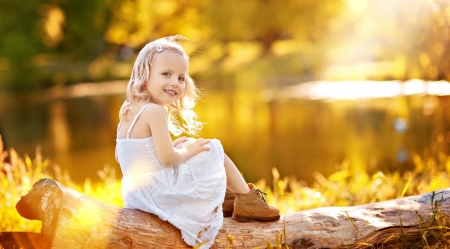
[120,103,163,121]
[137,103,167,126]
[141,103,165,117]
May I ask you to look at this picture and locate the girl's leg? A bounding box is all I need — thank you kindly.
[224,154,250,194]
[223,154,280,222]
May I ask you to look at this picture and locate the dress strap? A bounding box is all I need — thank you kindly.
[126,103,151,139]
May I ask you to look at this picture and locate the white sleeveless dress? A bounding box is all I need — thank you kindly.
[116,104,227,248]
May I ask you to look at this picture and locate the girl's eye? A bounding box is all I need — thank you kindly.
[162,72,170,76]
[178,77,186,82]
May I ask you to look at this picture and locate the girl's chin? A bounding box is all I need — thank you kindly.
[166,96,181,102]
[159,99,180,105]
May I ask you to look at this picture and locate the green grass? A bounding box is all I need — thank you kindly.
[2,135,450,248]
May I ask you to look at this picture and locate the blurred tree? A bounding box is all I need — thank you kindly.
[323,0,450,81]
[106,0,207,47]
[1,0,449,93]
[202,0,344,54]
[399,0,450,80]
[106,0,344,53]
[0,0,117,93]
[56,0,117,59]
[368,0,450,80]
[0,0,44,92]
[104,0,345,90]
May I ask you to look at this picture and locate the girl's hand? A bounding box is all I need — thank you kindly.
[173,136,188,148]
[184,138,210,158]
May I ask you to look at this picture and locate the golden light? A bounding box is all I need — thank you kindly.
[347,0,368,14]
[40,5,65,46]
[273,80,450,101]
[322,0,448,81]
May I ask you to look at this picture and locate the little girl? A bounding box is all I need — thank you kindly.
[115,35,279,248]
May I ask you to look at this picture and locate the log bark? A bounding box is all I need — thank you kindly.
[11,178,450,249]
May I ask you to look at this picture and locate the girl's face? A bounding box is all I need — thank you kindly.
[145,51,188,106]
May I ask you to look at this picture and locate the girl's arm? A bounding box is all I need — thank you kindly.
[146,104,210,167]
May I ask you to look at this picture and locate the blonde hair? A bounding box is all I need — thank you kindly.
[119,35,202,136]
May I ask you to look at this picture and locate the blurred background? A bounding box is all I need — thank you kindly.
[1,0,450,185]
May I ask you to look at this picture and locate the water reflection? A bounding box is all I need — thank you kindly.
[272,80,450,100]
[49,101,70,151]
[0,80,449,184]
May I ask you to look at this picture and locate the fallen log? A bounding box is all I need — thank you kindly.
[10,178,450,249]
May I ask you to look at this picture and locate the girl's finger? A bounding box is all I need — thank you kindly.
[199,139,210,145]
[200,146,210,151]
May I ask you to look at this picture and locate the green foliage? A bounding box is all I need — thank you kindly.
[0,0,117,92]
[0,0,43,92]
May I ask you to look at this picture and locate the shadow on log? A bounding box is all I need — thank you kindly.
[3,178,450,248]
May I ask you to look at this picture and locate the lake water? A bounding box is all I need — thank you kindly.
[1,80,449,185]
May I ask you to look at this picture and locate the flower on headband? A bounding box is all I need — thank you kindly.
[155,43,163,52]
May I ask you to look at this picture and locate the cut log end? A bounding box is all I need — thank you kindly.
[16,178,62,221]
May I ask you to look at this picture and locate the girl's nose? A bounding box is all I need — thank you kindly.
[170,77,179,87]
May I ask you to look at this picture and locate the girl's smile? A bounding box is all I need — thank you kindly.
[146,51,188,105]
[164,89,178,96]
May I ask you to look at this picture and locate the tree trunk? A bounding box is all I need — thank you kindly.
[9,178,450,248]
